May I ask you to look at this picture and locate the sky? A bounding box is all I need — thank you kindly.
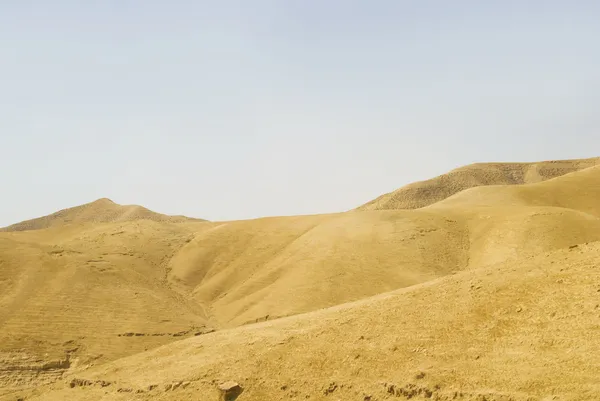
[1,1,599,225]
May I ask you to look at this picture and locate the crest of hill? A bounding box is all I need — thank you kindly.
[357,156,600,211]
[0,198,204,232]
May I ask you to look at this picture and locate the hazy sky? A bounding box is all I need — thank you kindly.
[1,1,599,225]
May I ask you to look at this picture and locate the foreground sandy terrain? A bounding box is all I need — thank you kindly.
[1,157,599,400]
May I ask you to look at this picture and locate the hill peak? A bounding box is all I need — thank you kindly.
[92,197,116,204]
[0,198,205,232]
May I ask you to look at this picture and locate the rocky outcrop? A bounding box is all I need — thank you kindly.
[0,352,72,391]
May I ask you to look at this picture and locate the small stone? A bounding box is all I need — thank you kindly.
[218,381,243,401]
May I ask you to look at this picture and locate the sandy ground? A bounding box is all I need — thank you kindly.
[1,158,599,400]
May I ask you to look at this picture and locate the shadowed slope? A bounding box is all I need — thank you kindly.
[23,241,600,401]
[357,156,600,211]
[0,198,204,232]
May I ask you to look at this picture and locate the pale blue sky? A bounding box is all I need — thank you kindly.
[1,1,599,225]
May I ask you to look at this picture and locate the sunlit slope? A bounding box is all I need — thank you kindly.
[3,160,600,397]
[0,220,212,391]
[167,165,600,327]
[426,165,600,268]
[358,156,600,211]
[168,212,468,327]
[30,242,600,401]
[430,163,600,214]
[0,198,204,232]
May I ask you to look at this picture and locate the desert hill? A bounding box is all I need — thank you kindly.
[0,198,204,232]
[0,219,215,393]
[357,156,600,211]
[166,164,600,327]
[1,158,600,400]
[18,241,600,401]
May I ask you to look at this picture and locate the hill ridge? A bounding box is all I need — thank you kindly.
[357,156,600,211]
[0,198,205,232]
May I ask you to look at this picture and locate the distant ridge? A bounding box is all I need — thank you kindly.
[0,198,205,232]
[357,156,600,211]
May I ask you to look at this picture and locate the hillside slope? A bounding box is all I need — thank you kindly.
[2,160,600,398]
[166,165,600,327]
[0,198,204,232]
[0,219,214,393]
[357,156,600,211]
[168,211,468,327]
[20,241,600,401]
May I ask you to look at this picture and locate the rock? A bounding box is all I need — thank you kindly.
[323,382,338,395]
[69,378,92,388]
[218,381,243,401]
[181,381,191,389]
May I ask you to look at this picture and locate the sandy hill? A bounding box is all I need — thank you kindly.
[1,158,600,400]
[0,219,215,392]
[0,198,204,232]
[357,156,600,211]
[165,165,600,328]
[18,241,600,401]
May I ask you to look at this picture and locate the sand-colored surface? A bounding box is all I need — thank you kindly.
[1,158,599,400]
[357,157,600,211]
